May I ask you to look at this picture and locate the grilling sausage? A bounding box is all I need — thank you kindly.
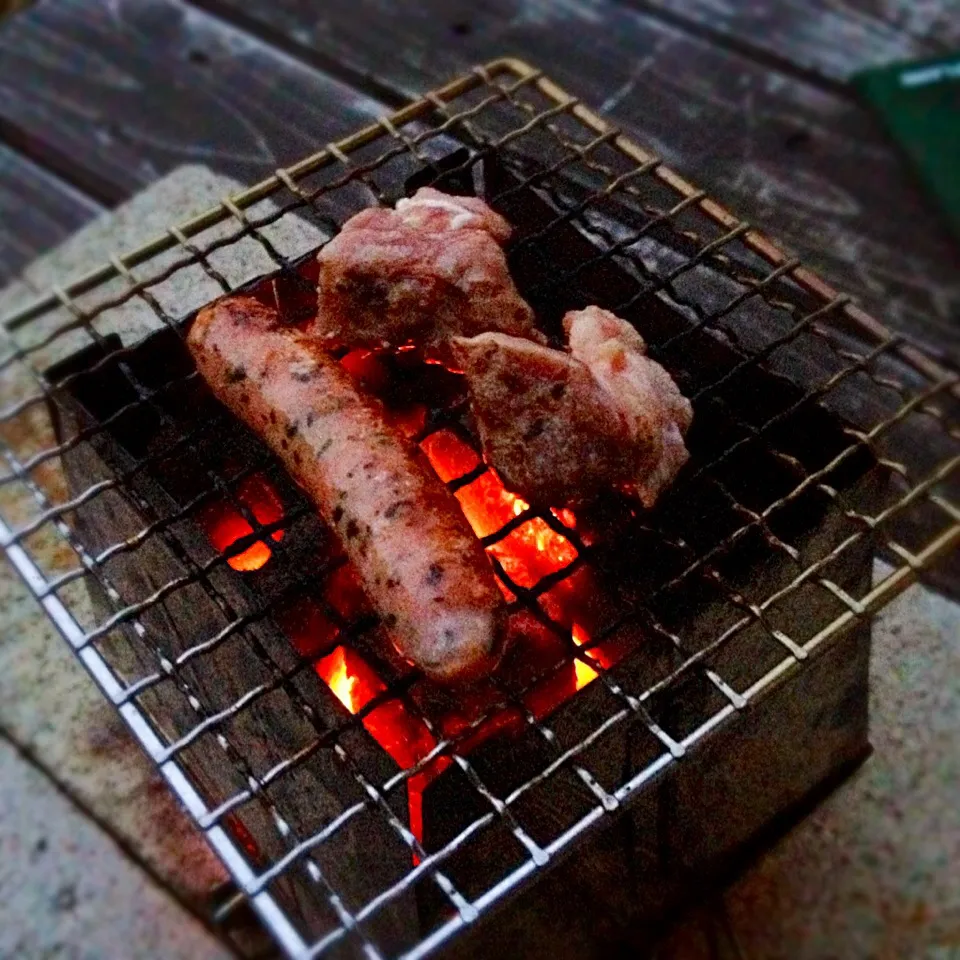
[188,295,507,682]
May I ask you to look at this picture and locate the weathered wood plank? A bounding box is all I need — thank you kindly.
[627,0,951,83]
[0,145,102,287]
[201,0,960,354]
[857,0,960,51]
[0,0,385,203]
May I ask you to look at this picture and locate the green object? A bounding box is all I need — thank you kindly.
[853,54,960,241]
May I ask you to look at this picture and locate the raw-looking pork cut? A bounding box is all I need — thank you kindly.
[453,306,693,508]
[188,295,508,683]
[313,187,544,362]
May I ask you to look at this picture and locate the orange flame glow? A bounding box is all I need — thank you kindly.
[286,602,449,860]
[201,474,285,572]
[207,517,273,572]
[421,428,589,643]
[317,646,362,712]
[572,623,599,688]
[284,595,446,773]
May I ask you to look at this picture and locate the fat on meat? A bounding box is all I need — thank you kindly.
[312,187,544,362]
[188,295,507,683]
[453,306,693,508]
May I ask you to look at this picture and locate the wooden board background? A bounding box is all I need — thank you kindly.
[0,0,956,353]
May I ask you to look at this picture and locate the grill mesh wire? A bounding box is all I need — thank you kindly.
[0,60,957,958]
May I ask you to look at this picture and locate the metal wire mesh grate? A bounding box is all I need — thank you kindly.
[0,59,957,959]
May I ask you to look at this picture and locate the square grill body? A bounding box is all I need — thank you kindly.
[45,151,888,958]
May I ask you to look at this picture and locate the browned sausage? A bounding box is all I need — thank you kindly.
[188,296,506,682]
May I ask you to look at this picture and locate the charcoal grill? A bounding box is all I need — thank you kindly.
[0,59,957,959]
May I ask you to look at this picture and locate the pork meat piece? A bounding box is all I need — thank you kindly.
[189,295,508,683]
[452,306,693,508]
[566,306,693,506]
[450,332,637,507]
[313,187,544,362]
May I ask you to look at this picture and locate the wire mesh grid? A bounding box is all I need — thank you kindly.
[0,59,957,959]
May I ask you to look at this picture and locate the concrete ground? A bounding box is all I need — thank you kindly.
[0,735,231,960]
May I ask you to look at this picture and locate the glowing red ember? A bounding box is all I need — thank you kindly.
[282,597,449,857]
[201,473,285,571]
